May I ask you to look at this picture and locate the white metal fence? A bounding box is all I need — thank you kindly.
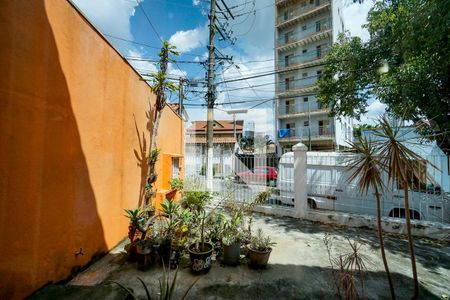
[185,150,450,225]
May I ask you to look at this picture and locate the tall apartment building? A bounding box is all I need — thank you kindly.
[275,0,353,152]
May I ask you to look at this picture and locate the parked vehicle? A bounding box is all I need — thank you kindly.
[276,152,450,223]
[235,166,277,186]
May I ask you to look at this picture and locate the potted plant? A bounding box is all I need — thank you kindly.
[222,233,241,266]
[124,208,146,261]
[183,183,215,274]
[188,209,214,274]
[247,228,276,269]
[167,178,183,201]
[220,213,243,266]
[169,178,184,191]
[220,189,273,265]
[149,199,182,266]
[135,239,153,270]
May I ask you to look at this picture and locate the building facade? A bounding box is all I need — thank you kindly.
[274,0,353,152]
[185,120,243,177]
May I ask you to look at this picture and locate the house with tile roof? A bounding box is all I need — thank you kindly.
[185,120,244,177]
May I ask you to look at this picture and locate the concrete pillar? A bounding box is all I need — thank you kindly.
[293,142,308,218]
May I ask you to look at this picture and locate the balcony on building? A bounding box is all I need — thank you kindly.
[278,127,300,142]
[276,74,320,97]
[277,47,329,71]
[277,19,331,52]
[302,125,334,139]
[278,125,334,143]
[278,101,328,119]
[277,0,331,30]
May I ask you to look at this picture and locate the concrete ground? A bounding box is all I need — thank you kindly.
[32,213,450,300]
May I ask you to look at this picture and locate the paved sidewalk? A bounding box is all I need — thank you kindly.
[32,214,450,299]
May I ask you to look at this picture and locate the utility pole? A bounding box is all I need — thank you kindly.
[178,77,184,117]
[206,0,216,190]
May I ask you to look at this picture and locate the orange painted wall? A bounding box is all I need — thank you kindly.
[0,1,183,299]
[154,106,185,208]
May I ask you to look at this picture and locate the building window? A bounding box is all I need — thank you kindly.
[316,45,322,58]
[284,54,293,67]
[319,119,330,135]
[315,0,320,6]
[286,122,295,137]
[172,157,180,179]
[300,1,307,7]
[302,25,307,31]
[317,70,322,79]
[310,0,314,4]
[316,21,321,32]
[284,31,293,43]
[302,72,308,78]
[285,100,294,114]
[285,78,291,90]
[304,121,309,127]
[284,10,289,21]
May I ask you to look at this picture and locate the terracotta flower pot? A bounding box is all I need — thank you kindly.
[247,245,272,269]
[166,189,177,201]
[188,242,213,274]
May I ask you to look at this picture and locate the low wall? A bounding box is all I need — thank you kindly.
[254,205,450,241]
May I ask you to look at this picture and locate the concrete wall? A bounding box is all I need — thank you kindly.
[0,1,183,299]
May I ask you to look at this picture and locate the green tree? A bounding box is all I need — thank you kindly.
[318,0,450,153]
[353,123,376,139]
[239,136,254,152]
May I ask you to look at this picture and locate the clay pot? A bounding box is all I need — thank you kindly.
[247,245,272,269]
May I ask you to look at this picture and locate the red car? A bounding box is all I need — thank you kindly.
[235,166,278,185]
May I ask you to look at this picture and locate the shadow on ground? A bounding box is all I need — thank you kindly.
[31,260,440,300]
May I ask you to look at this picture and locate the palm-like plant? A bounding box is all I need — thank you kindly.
[148,40,179,150]
[143,41,178,206]
[375,116,424,299]
[346,136,395,299]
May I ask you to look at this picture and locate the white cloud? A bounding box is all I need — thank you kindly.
[72,0,140,40]
[342,0,374,41]
[222,0,274,57]
[168,63,188,78]
[359,99,387,125]
[192,0,200,6]
[168,25,208,53]
[127,49,158,74]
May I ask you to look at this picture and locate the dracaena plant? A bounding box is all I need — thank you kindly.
[346,135,395,300]
[250,228,276,252]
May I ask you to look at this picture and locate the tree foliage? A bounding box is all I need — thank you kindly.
[318,0,450,153]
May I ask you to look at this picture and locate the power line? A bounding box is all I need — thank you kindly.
[125,56,205,64]
[104,34,203,57]
[135,0,193,78]
[135,0,163,43]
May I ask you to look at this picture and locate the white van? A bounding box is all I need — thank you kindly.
[276,152,450,223]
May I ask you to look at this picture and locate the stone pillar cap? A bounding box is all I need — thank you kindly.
[292,142,308,151]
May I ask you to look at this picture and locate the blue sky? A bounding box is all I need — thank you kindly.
[71,0,380,132]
